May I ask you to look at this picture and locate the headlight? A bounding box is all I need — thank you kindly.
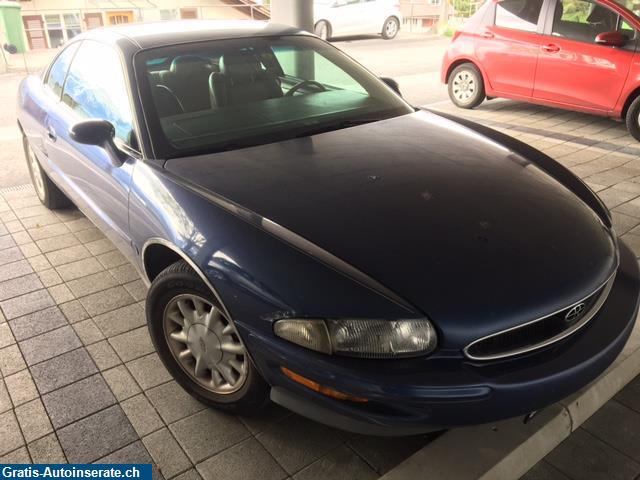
[274,318,437,358]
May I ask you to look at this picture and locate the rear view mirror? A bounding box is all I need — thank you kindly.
[595,31,628,47]
[70,119,126,166]
[381,77,402,97]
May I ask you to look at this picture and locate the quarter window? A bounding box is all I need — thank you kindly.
[45,42,80,98]
[495,0,543,32]
[61,41,134,145]
[552,0,633,42]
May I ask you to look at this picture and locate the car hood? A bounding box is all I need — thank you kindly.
[165,110,617,346]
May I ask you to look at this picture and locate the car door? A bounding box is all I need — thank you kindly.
[474,0,546,98]
[43,39,139,254]
[533,0,637,112]
[330,0,366,35]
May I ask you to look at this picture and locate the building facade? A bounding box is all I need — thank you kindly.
[15,0,268,50]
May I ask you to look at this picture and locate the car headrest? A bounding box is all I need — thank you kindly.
[219,51,263,78]
[554,0,563,21]
[587,4,615,26]
[170,55,211,76]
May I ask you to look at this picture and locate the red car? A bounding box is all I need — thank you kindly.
[442,0,640,140]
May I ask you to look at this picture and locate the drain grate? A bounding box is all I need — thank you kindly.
[0,184,34,194]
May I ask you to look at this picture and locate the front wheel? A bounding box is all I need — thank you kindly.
[381,16,399,39]
[447,63,485,109]
[314,20,332,41]
[625,95,640,142]
[146,260,269,413]
[23,135,70,209]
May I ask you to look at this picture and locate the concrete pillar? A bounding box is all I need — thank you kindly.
[270,0,314,33]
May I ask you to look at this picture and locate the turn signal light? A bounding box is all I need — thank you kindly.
[281,367,368,403]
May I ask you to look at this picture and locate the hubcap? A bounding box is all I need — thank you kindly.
[385,19,398,37]
[316,23,328,40]
[163,294,248,394]
[452,71,477,103]
[27,145,46,201]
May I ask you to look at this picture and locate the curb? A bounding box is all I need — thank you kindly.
[380,316,640,480]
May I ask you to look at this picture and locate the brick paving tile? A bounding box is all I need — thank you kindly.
[197,438,287,480]
[19,325,81,366]
[170,409,250,463]
[30,348,97,394]
[9,306,67,341]
[292,445,377,480]
[28,433,67,464]
[42,374,116,429]
[57,405,137,463]
[256,415,343,475]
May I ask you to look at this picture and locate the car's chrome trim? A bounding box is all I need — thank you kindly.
[160,170,417,314]
[141,237,234,321]
[463,269,618,361]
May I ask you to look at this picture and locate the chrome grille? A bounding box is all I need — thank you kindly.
[464,273,616,361]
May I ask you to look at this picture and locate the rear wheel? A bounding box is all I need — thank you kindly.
[381,16,399,39]
[625,95,640,142]
[448,63,485,109]
[315,20,332,41]
[146,260,269,413]
[22,135,70,209]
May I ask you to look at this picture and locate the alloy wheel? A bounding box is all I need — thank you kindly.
[452,70,477,104]
[27,144,46,202]
[163,293,248,394]
[316,22,329,40]
[385,19,398,38]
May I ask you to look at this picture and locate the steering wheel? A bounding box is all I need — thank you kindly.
[285,80,327,96]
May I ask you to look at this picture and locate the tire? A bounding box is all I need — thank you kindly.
[22,134,70,209]
[625,95,640,142]
[381,16,400,40]
[146,260,269,414]
[314,20,332,41]
[447,63,485,109]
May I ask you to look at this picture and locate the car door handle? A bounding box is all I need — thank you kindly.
[45,126,57,142]
[541,43,560,53]
[481,31,494,39]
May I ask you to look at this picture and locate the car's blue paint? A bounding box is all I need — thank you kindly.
[16,22,640,434]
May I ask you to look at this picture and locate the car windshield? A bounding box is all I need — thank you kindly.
[613,0,640,19]
[135,35,414,159]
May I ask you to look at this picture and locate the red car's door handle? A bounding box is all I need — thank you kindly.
[481,31,494,39]
[46,126,57,142]
[541,43,561,53]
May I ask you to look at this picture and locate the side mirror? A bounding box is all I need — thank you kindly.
[70,119,126,166]
[3,43,17,54]
[595,31,628,47]
[381,77,402,96]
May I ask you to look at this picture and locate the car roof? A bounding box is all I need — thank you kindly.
[74,20,308,50]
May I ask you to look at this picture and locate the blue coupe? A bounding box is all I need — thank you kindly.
[17,20,640,435]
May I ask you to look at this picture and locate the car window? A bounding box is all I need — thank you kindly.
[45,42,80,98]
[273,47,367,94]
[136,35,413,159]
[495,0,543,32]
[61,40,134,145]
[552,0,632,42]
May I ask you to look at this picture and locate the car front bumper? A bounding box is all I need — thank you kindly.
[244,240,640,436]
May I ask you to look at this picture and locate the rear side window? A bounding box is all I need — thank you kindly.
[495,0,543,31]
[553,0,635,43]
[45,42,80,98]
[61,41,134,144]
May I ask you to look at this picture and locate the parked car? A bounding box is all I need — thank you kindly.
[314,0,402,40]
[17,20,640,435]
[442,0,640,140]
